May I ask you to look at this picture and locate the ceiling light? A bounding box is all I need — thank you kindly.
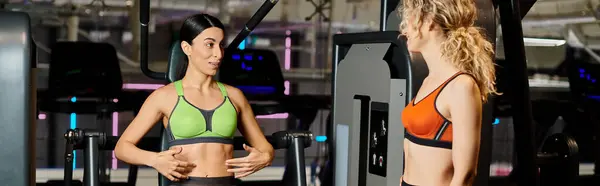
[523,37,566,47]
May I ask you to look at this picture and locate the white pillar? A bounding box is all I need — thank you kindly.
[129,0,140,61]
[67,16,79,41]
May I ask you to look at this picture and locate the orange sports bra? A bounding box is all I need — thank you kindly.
[401,72,468,149]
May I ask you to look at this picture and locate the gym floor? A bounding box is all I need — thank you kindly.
[36,166,314,186]
[36,163,595,186]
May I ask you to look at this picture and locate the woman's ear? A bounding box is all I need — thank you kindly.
[181,41,192,56]
[426,16,437,31]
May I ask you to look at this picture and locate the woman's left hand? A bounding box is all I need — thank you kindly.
[226,144,273,178]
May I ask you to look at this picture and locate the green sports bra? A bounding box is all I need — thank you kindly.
[165,80,238,147]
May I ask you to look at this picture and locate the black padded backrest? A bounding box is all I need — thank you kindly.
[167,41,185,83]
[158,127,170,186]
[48,41,122,98]
[160,41,185,186]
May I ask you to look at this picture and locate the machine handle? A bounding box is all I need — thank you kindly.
[225,0,279,53]
[139,0,166,80]
[333,31,406,46]
[64,131,75,186]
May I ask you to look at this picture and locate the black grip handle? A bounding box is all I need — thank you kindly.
[139,0,166,80]
[333,31,404,45]
[226,0,279,53]
[140,0,149,24]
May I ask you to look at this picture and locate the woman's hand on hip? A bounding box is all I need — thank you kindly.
[150,146,196,182]
[226,144,273,178]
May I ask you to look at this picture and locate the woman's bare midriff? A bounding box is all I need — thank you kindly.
[171,143,234,177]
[403,139,454,185]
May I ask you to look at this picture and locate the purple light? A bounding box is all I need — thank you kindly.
[123,83,164,90]
[259,81,290,119]
[285,37,291,48]
[38,113,47,120]
[113,98,119,103]
[256,113,289,119]
[284,49,291,70]
[112,112,118,170]
[284,81,290,95]
[285,37,291,70]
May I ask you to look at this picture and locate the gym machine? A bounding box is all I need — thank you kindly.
[494,0,583,185]
[330,31,412,186]
[0,11,36,186]
[327,0,496,186]
[536,133,579,186]
[329,0,582,185]
[40,41,153,186]
[565,58,600,185]
[62,129,146,186]
[138,0,315,186]
[61,128,310,186]
[216,49,330,186]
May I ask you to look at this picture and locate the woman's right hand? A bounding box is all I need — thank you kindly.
[150,146,196,182]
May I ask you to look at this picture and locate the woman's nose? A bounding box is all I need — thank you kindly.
[213,50,222,59]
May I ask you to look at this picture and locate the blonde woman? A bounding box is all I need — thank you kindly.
[398,0,497,185]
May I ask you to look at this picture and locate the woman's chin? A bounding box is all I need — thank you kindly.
[408,49,420,53]
[200,69,218,76]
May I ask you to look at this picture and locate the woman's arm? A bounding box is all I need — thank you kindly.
[115,89,166,166]
[228,87,274,159]
[225,86,274,177]
[448,76,482,186]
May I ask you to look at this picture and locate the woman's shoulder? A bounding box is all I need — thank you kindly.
[218,83,243,97]
[152,82,177,96]
[144,83,179,105]
[448,73,479,92]
[218,82,247,106]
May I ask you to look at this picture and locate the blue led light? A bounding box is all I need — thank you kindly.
[236,86,276,94]
[493,118,500,125]
[588,95,600,100]
[238,40,246,50]
[232,54,241,60]
[70,113,77,129]
[316,136,327,142]
[244,55,252,60]
[258,56,263,61]
[70,97,77,170]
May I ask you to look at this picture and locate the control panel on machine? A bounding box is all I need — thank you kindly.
[369,102,389,177]
[219,49,285,96]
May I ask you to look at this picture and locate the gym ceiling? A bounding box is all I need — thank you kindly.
[4,0,600,74]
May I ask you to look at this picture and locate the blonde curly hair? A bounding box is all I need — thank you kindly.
[399,0,498,102]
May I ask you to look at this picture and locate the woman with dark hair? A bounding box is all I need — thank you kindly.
[115,14,274,186]
[398,0,498,186]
